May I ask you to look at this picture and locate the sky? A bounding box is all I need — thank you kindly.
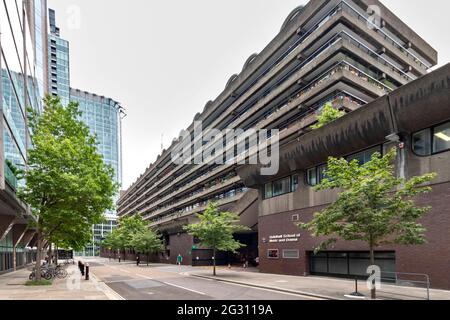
[47,0,450,190]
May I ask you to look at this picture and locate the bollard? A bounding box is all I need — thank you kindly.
[85,263,90,280]
[80,262,85,276]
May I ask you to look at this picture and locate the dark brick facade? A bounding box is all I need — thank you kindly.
[167,232,194,265]
[258,182,450,290]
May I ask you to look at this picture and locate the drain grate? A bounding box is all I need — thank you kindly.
[125,279,164,289]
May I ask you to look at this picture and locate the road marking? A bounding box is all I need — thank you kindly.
[119,269,132,274]
[188,276,323,300]
[218,281,323,300]
[162,282,206,295]
[136,274,153,280]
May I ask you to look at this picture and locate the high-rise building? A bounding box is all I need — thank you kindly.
[47,9,124,257]
[1,0,48,273]
[116,0,450,290]
[48,9,70,106]
[70,89,123,256]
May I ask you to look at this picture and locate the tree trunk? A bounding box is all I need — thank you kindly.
[47,244,52,266]
[370,245,376,300]
[35,231,43,281]
[213,248,216,276]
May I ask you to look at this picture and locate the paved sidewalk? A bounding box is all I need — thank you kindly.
[185,267,450,300]
[0,263,122,300]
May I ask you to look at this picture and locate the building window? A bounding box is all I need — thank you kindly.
[306,146,382,186]
[307,168,317,186]
[273,177,291,197]
[292,175,299,192]
[412,121,450,155]
[317,164,328,183]
[283,249,300,259]
[347,146,382,165]
[413,129,432,156]
[264,183,273,199]
[263,175,299,199]
[292,214,299,222]
[268,249,279,259]
[433,122,450,153]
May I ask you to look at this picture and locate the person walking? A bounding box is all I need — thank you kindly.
[176,254,183,273]
[136,255,140,266]
[177,254,183,266]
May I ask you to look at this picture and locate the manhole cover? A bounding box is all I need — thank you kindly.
[125,279,164,289]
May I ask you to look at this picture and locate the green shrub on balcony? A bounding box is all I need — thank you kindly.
[4,160,18,190]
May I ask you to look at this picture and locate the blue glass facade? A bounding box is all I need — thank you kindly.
[1,0,47,272]
[47,9,123,256]
[69,90,123,187]
[48,9,70,106]
[70,90,123,256]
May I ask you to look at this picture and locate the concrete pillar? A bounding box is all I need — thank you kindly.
[12,224,27,271]
[28,234,38,248]
[0,215,16,241]
[19,230,36,248]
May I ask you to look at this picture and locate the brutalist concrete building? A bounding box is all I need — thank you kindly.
[116,0,450,289]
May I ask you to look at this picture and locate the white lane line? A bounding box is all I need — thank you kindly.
[216,281,323,300]
[119,269,132,274]
[163,282,206,295]
[188,276,323,300]
[136,274,153,280]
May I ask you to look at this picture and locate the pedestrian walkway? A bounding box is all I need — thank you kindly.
[185,267,450,300]
[0,263,121,300]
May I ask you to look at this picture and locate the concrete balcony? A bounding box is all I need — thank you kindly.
[119,0,434,217]
[143,175,242,220]
[149,192,246,228]
[120,58,387,219]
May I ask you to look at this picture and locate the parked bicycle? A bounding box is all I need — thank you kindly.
[28,263,68,280]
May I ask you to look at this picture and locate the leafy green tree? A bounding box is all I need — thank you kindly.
[116,215,149,250]
[311,103,345,129]
[130,229,164,266]
[102,229,122,259]
[299,148,436,299]
[17,96,117,279]
[184,202,250,276]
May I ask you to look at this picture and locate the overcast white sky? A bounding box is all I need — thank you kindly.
[47,0,450,190]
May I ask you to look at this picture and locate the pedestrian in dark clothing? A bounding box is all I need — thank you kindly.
[136,255,140,266]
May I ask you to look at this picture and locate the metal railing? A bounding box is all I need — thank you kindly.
[380,271,431,300]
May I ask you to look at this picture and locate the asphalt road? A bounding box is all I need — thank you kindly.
[88,259,317,300]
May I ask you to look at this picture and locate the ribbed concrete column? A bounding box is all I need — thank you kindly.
[28,234,38,248]
[12,224,27,271]
[0,215,16,241]
[19,230,36,248]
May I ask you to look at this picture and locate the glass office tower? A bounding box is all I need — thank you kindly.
[47,9,124,257]
[1,0,48,273]
[70,89,124,256]
[48,9,70,106]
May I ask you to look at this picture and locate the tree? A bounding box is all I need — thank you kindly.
[116,215,149,250]
[17,96,117,280]
[299,148,436,299]
[102,229,122,259]
[130,229,164,266]
[101,215,149,261]
[184,202,250,276]
[311,103,345,129]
